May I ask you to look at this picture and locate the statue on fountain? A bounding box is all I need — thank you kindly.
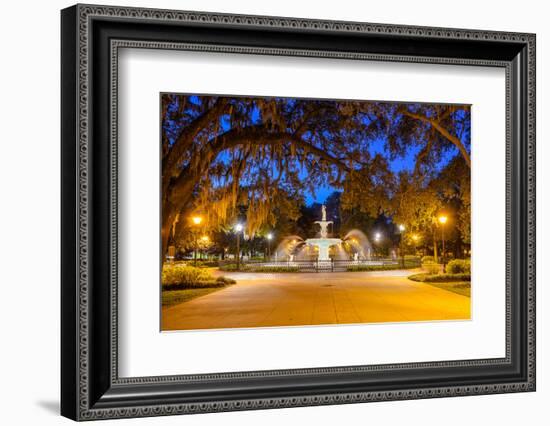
[305,205,342,262]
[315,204,333,238]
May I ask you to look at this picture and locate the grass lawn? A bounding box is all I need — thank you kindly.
[424,281,471,297]
[162,286,228,307]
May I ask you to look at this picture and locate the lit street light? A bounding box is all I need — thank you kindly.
[373,232,382,257]
[191,215,203,266]
[235,223,244,270]
[397,224,405,267]
[438,215,448,265]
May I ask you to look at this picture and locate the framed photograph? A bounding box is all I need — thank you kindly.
[61,4,536,421]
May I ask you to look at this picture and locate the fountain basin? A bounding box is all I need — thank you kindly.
[305,238,342,262]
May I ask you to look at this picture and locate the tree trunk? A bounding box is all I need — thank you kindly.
[161,205,177,265]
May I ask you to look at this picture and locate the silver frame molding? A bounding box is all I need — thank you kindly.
[61,4,536,421]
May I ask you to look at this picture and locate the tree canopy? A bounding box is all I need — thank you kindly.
[161,94,471,260]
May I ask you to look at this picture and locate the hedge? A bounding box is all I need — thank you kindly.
[446,259,471,274]
[408,273,471,283]
[347,263,417,272]
[219,264,300,273]
[246,266,300,273]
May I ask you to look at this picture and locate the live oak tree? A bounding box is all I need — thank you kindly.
[390,171,444,259]
[432,155,471,248]
[161,94,471,262]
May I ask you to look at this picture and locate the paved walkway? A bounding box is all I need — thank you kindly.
[161,270,470,331]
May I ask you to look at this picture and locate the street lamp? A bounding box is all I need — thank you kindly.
[235,223,243,270]
[397,224,405,267]
[438,215,448,265]
[373,232,382,257]
[266,232,273,259]
[190,215,203,266]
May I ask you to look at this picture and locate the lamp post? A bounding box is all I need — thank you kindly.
[374,232,382,258]
[235,223,243,270]
[438,215,448,266]
[266,233,273,260]
[398,224,405,267]
[191,215,203,266]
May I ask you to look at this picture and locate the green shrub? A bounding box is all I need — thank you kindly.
[162,264,235,289]
[215,276,237,285]
[445,259,471,274]
[248,266,300,273]
[219,264,300,273]
[162,264,212,286]
[408,273,471,283]
[421,255,435,263]
[347,263,416,272]
[404,255,421,262]
[179,260,219,268]
[422,261,441,274]
[218,263,240,271]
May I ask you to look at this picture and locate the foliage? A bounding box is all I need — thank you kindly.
[408,273,471,283]
[215,276,237,285]
[346,263,417,272]
[218,263,240,271]
[219,263,299,273]
[422,261,441,275]
[162,264,211,286]
[161,264,235,289]
[246,266,300,273]
[445,259,471,274]
[181,260,219,268]
[432,155,471,245]
[386,172,443,240]
[421,255,435,263]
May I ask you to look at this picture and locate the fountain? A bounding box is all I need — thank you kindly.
[305,205,343,262]
[264,205,384,271]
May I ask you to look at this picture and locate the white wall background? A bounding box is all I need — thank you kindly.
[0,0,547,424]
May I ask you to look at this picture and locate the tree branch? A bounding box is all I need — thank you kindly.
[208,126,352,172]
[162,98,229,180]
[400,109,471,168]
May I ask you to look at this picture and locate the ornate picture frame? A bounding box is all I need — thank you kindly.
[61,4,535,420]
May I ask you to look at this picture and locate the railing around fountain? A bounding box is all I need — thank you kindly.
[218,257,419,272]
